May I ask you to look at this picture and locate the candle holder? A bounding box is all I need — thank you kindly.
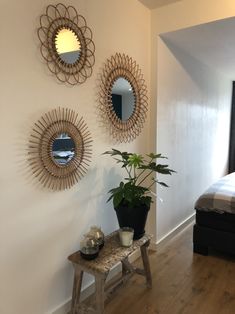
[87,226,105,249]
[119,227,134,247]
[80,236,99,260]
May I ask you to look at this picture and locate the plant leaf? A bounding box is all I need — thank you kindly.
[113,192,123,208]
[146,153,168,159]
[127,153,143,167]
[157,181,169,187]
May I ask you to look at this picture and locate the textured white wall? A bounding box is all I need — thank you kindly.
[0,1,150,313]
[155,38,232,240]
[150,0,235,241]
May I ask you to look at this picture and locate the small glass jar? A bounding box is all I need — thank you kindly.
[80,235,99,260]
[87,226,105,249]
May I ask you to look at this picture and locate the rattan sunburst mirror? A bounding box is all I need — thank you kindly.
[98,53,148,142]
[28,108,92,190]
[37,3,95,85]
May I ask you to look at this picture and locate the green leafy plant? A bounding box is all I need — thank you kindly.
[103,149,175,209]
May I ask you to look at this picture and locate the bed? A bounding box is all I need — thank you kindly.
[193,173,235,256]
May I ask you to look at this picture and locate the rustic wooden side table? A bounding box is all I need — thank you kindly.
[68,231,152,314]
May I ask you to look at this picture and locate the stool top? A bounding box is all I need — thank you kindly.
[68,231,152,275]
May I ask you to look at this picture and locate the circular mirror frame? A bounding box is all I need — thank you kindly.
[37,3,95,85]
[29,108,92,190]
[99,53,148,142]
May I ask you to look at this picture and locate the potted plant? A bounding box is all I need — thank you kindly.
[103,149,175,239]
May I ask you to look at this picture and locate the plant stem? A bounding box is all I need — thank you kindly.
[135,168,146,181]
[125,165,132,179]
[121,155,132,180]
[133,166,137,183]
[147,181,156,190]
[135,157,154,182]
[137,170,154,186]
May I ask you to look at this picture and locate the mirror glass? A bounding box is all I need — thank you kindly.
[55,28,81,64]
[111,77,135,121]
[52,133,75,165]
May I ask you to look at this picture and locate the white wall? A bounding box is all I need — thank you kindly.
[150,0,235,241]
[156,37,232,240]
[0,1,150,313]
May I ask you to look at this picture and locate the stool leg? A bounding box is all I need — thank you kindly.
[140,241,152,289]
[71,267,83,314]
[95,275,106,314]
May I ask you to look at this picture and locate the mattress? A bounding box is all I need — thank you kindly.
[195,172,235,214]
[196,210,235,233]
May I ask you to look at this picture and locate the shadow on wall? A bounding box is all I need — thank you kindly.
[160,35,227,100]
[73,165,122,232]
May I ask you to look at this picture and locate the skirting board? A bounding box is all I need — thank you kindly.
[52,213,195,314]
[156,212,195,248]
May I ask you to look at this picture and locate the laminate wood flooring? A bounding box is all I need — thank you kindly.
[105,223,235,314]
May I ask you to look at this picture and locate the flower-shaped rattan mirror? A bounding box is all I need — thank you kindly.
[28,108,92,190]
[98,53,148,142]
[37,3,95,85]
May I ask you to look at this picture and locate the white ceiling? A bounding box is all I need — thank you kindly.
[138,0,181,9]
[161,17,235,80]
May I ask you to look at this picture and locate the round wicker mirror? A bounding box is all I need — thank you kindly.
[37,3,95,85]
[28,108,92,190]
[98,53,148,142]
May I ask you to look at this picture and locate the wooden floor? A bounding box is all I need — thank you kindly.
[105,223,235,314]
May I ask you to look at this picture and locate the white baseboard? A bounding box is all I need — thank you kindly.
[52,214,195,314]
[156,212,195,247]
[51,300,71,314]
[149,242,157,251]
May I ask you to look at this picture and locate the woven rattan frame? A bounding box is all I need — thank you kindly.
[37,3,95,85]
[98,53,148,142]
[28,108,92,190]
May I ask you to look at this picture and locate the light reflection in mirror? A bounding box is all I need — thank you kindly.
[52,133,75,165]
[55,28,81,64]
[111,77,135,121]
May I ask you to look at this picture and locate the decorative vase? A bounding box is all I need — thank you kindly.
[114,202,150,240]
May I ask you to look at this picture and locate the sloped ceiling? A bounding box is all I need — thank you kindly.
[161,16,235,80]
[138,0,181,9]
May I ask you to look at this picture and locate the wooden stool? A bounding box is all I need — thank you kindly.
[68,231,152,314]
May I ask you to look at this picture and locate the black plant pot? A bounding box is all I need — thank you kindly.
[115,202,150,240]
